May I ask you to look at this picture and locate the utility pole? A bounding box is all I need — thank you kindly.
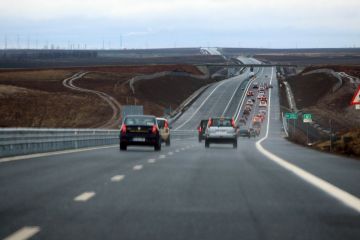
[329,119,332,152]
[120,34,123,49]
[306,122,309,145]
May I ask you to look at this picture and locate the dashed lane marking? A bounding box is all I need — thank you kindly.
[74,192,96,202]
[111,175,125,182]
[148,158,156,163]
[159,155,166,159]
[133,165,143,170]
[175,149,180,153]
[4,226,40,240]
[168,152,174,156]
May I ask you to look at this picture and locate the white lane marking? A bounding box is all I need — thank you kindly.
[0,145,117,164]
[133,165,143,170]
[4,226,40,240]
[74,192,96,202]
[148,158,156,163]
[159,155,166,159]
[181,148,185,151]
[221,76,245,116]
[111,175,125,182]
[175,80,229,130]
[256,68,360,213]
[175,149,180,153]
[168,152,174,156]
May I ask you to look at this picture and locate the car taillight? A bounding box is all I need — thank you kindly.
[152,125,158,134]
[208,118,212,127]
[121,124,127,135]
[231,118,236,128]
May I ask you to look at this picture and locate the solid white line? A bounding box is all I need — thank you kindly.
[111,175,125,182]
[256,67,360,213]
[148,158,156,163]
[175,80,229,130]
[0,145,117,164]
[133,165,143,170]
[4,226,40,240]
[221,77,245,116]
[74,192,95,202]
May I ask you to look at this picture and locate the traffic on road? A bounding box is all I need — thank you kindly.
[1,60,359,240]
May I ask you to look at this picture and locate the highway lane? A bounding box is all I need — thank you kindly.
[1,60,360,239]
[174,70,250,130]
[174,57,260,130]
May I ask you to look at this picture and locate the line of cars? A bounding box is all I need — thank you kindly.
[119,81,270,151]
[195,81,270,148]
[240,82,269,138]
[119,115,171,151]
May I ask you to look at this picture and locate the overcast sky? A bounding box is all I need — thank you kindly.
[0,0,359,49]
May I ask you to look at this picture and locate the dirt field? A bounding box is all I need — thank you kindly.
[284,66,360,157]
[255,53,360,67]
[0,65,208,128]
[303,65,360,78]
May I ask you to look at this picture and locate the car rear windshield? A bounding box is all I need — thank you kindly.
[210,119,232,127]
[125,116,155,126]
[200,120,208,127]
[157,119,165,128]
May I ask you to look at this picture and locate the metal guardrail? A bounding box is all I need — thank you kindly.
[0,128,196,158]
[0,128,119,158]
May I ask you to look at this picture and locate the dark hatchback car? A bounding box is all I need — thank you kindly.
[120,115,161,151]
[238,129,251,138]
[197,119,209,142]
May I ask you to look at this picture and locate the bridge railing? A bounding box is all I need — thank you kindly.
[0,128,196,158]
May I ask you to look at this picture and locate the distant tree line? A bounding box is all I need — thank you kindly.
[0,50,98,61]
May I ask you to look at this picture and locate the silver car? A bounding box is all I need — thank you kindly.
[205,117,238,148]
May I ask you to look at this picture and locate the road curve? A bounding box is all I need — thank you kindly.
[62,72,122,129]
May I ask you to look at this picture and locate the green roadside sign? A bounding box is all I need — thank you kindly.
[285,112,298,120]
[303,113,312,123]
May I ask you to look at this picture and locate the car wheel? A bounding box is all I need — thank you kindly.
[205,140,210,148]
[120,143,127,151]
[166,137,171,146]
[154,140,162,151]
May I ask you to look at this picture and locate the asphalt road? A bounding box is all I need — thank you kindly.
[1,60,359,240]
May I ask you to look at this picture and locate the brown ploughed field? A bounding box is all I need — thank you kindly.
[0,65,209,128]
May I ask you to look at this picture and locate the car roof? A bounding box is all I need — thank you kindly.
[125,115,156,118]
[156,117,167,121]
[210,117,232,120]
